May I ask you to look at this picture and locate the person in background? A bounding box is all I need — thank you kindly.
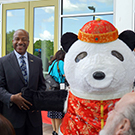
[99,92,135,135]
[0,114,16,135]
[0,29,46,135]
[47,49,66,135]
[50,55,53,62]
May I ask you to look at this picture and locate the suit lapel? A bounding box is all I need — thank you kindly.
[8,52,25,84]
[28,53,34,83]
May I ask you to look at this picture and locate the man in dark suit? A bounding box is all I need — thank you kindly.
[0,29,46,135]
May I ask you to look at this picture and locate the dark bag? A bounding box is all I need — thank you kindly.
[21,87,68,111]
[45,74,60,91]
[45,61,60,91]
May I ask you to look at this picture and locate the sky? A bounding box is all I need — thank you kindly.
[0,0,113,43]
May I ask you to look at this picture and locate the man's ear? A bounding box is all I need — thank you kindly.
[116,118,130,135]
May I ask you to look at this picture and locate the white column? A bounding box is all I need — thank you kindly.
[114,0,134,34]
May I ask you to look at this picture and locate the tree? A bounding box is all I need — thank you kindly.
[6,30,15,54]
[33,39,54,61]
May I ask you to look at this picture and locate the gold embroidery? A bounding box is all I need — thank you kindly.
[78,29,118,43]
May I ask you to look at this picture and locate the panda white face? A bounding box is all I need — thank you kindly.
[64,39,135,100]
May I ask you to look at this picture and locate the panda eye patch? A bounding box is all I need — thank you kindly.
[111,50,124,61]
[75,52,87,63]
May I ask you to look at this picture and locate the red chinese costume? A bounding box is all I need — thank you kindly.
[59,18,135,135]
[60,91,120,135]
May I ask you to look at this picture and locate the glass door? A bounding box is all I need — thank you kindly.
[30,0,58,77]
[2,0,59,77]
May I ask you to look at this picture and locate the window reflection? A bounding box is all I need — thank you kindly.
[6,9,25,54]
[62,15,113,35]
[62,0,113,15]
[33,6,54,76]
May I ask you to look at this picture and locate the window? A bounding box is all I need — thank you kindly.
[2,0,58,77]
[60,0,113,35]
[6,9,25,54]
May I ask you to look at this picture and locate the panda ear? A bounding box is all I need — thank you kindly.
[118,30,135,51]
[61,32,78,53]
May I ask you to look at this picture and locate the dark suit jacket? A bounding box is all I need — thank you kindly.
[0,51,46,128]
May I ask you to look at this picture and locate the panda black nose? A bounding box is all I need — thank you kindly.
[93,71,105,80]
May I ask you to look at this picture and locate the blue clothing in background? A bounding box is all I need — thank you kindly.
[48,60,65,83]
[48,60,65,119]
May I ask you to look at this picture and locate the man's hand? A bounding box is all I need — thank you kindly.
[10,93,32,110]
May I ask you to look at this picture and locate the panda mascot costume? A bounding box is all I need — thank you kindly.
[58,18,135,135]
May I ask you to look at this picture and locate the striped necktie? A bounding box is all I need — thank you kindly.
[20,55,28,84]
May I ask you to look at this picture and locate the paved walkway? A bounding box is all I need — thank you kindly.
[43,123,53,135]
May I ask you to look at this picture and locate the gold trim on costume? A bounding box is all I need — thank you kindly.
[101,100,104,129]
[78,29,118,43]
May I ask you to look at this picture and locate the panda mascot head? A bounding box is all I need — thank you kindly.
[59,18,135,135]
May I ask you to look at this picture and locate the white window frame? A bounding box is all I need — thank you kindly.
[58,0,114,48]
